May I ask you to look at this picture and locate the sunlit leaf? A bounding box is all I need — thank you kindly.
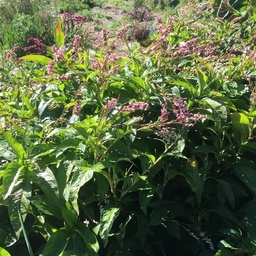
[0,248,11,256]
[77,222,99,253]
[231,112,251,143]
[97,205,120,246]
[68,162,103,214]
[20,54,52,64]
[4,131,26,160]
[43,228,71,256]
[55,21,65,47]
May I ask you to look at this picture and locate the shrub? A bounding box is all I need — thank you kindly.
[0,1,256,255]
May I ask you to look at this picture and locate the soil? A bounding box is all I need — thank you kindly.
[82,2,161,52]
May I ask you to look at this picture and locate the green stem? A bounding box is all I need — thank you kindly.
[17,208,35,256]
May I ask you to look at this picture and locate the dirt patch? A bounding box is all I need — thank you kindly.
[83,2,160,52]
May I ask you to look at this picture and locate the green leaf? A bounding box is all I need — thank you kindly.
[167,77,197,97]
[0,140,16,161]
[20,55,52,65]
[29,168,62,218]
[29,195,62,217]
[39,167,59,197]
[140,154,155,174]
[61,203,77,227]
[56,139,81,158]
[196,68,208,96]
[0,248,11,256]
[149,201,185,225]
[183,159,204,203]
[96,173,109,203]
[129,76,146,89]
[98,205,120,246]
[43,228,71,256]
[55,21,65,47]
[216,179,235,209]
[8,194,28,239]
[166,220,181,240]
[68,162,101,214]
[234,159,256,197]
[139,190,153,215]
[202,97,227,120]
[231,113,251,143]
[214,248,234,256]
[76,222,99,253]
[3,162,23,200]
[4,131,26,160]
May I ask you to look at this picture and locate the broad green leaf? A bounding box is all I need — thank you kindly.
[0,229,8,245]
[98,205,120,246]
[196,68,208,96]
[20,55,52,65]
[140,154,155,174]
[43,228,71,256]
[77,222,99,253]
[183,158,204,203]
[202,97,227,120]
[149,201,185,226]
[3,162,23,199]
[234,159,256,197]
[137,214,148,245]
[61,203,77,227]
[8,191,30,239]
[0,140,16,161]
[240,214,256,251]
[167,77,197,97]
[129,76,146,89]
[4,131,26,160]
[62,250,83,256]
[139,190,153,215]
[240,201,256,216]
[29,195,62,218]
[55,21,65,47]
[29,168,62,217]
[68,162,101,214]
[216,179,235,209]
[56,139,81,158]
[39,167,59,197]
[214,248,234,256]
[0,248,11,256]
[231,113,251,143]
[166,220,180,240]
[96,173,109,203]
[38,99,53,117]
[218,240,236,250]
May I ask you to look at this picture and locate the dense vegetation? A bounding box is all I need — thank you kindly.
[0,0,256,255]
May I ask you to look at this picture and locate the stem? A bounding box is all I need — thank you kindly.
[17,208,35,256]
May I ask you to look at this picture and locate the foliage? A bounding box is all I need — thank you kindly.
[0,0,256,255]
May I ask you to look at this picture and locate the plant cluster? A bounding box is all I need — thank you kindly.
[0,0,256,255]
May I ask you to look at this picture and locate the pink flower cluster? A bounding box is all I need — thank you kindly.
[172,38,200,58]
[122,101,149,112]
[23,37,46,55]
[154,125,173,144]
[116,24,132,40]
[61,12,86,25]
[47,45,67,73]
[172,96,190,123]
[154,96,207,143]
[72,101,81,115]
[158,104,169,122]
[107,98,119,111]
[52,45,66,61]
[5,46,20,62]
[72,35,82,53]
